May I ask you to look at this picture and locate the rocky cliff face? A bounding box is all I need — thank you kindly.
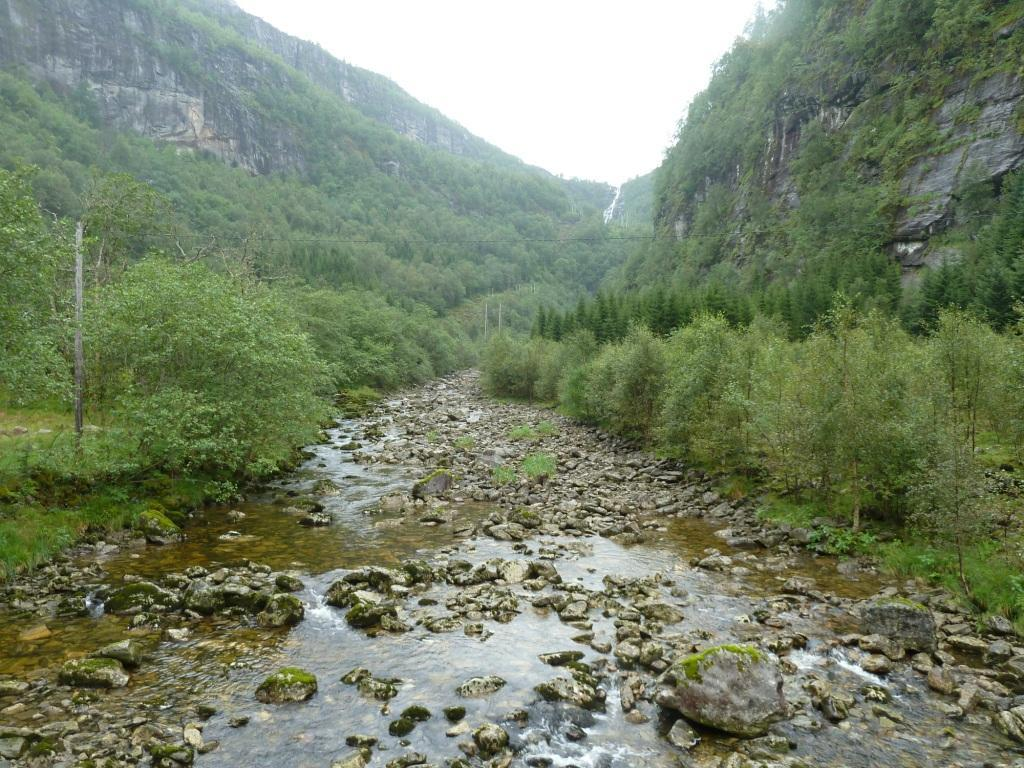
[652,1,1024,277]
[0,0,510,175]
[759,69,1024,267]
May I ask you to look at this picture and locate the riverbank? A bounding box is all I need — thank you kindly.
[0,371,1021,767]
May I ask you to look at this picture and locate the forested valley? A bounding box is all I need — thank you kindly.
[3,1,1024,766]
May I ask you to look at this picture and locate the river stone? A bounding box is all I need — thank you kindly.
[106,581,179,613]
[255,668,317,703]
[927,665,957,695]
[299,510,332,527]
[987,615,1015,636]
[456,675,506,697]
[345,600,397,629]
[412,469,454,499]
[996,705,1024,743]
[985,640,1013,666]
[497,559,531,584]
[18,625,51,642]
[539,651,585,667]
[946,635,988,654]
[0,679,30,697]
[356,676,399,701]
[559,600,590,621]
[138,509,183,545]
[637,602,685,624]
[257,593,305,628]
[860,597,936,651]
[91,639,145,668]
[183,580,225,615]
[656,645,787,737]
[332,750,370,768]
[147,742,195,767]
[275,573,305,592]
[666,718,700,749]
[473,723,509,757]
[58,658,130,688]
[0,735,27,759]
[534,671,604,711]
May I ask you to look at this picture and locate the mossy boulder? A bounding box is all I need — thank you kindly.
[656,645,786,737]
[137,509,183,545]
[255,667,317,703]
[345,599,397,629]
[257,593,305,628]
[105,582,179,614]
[58,658,129,689]
[275,573,305,593]
[412,469,454,499]
[860,597,936,651]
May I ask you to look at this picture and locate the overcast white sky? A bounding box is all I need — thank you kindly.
[234,1,767,185]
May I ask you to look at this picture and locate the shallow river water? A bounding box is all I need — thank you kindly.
[0,401,1019,768]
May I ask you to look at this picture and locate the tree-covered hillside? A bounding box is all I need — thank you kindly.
[616,0,1024,333]
[0,0,626,314]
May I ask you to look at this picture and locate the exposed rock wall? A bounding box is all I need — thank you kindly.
[0,0,503,174]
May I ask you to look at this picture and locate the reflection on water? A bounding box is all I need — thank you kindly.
[0,414,1017,767]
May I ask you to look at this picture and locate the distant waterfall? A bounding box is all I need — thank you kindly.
[602,186,622,225]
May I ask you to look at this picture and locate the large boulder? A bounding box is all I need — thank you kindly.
[860,597,936,651]
[656,645,787,737]
[137,509,183,545]
[257,594,305,628]
[105,582,179,613]
[412,469,454,499]
[58,658,129,688]
[255,668,317,703]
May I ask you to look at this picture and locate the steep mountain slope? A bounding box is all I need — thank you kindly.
[620,0,1024,324]
[0,0,620,311]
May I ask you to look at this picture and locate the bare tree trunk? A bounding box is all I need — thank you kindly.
[74,221,85,453]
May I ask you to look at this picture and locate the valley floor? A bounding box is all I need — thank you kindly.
[0,372,1021,767]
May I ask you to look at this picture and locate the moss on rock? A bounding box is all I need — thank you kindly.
[255,667,317,703]
[137,509,182,545]
[58,658,129,689]
[677,644,765,683]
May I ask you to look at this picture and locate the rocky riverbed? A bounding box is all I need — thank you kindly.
[1,371,1022,768]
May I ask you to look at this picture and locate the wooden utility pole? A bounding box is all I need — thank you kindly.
[74,221,84,450]
[483,301,489,340]
[497,302,502,334]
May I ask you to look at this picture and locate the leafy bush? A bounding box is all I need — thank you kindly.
[87,258,329,477]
